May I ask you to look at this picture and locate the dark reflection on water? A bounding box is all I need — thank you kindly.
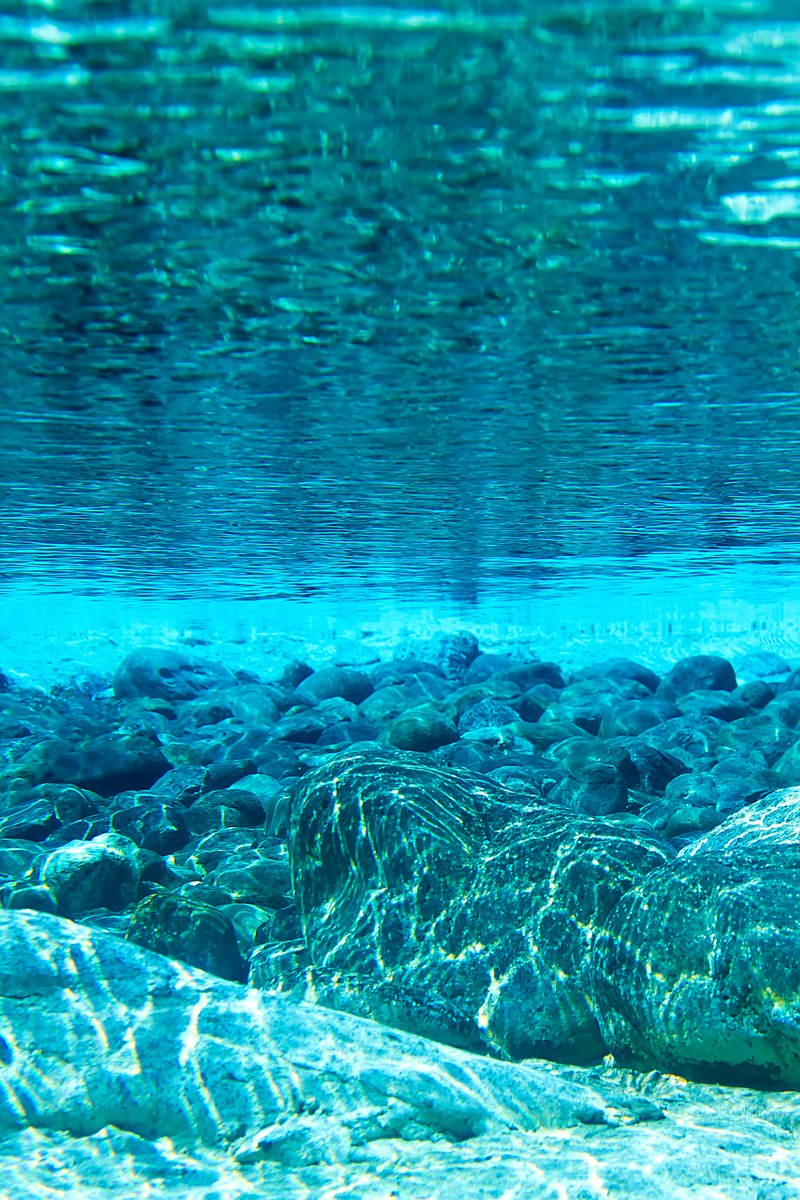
[2,0,800,600]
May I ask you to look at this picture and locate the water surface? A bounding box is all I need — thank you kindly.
[2,0,800,646]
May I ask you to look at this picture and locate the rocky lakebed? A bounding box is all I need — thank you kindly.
[2,630,800,1197]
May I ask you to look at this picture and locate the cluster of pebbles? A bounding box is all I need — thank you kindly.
[0,632,798,1047]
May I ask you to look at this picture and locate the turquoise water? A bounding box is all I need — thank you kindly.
[3,0,800,665]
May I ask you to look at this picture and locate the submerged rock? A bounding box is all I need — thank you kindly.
[0,909,654,1149]
[113,648,237,702]
[126,890,245,982]
[40,832,141,918]
[656,654,737,701]
[593,854,800,1088]
[287,750,671,1061]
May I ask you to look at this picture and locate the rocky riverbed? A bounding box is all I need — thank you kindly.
[2,630,800,1196]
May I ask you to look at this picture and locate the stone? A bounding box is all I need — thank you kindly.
[5,884,57,913]
[395,632,479,681]
[593,854,800,1088]
[461,653,515,683]
[270,709,328,743]
[293,666,373,705]
[731,678,774,710]
[458,698,520,734]
[109,799,190,855]
[599,698,681,738]
[674,690,749,722]
[113,648,236,701]
[737,650,793,683]
[0,909,659,1163]
[183,788,263,836]
[544,736,635,782]
[607,738,686,793]
[772,741,800,787]
[317,720,380,747]
[656,654,737,702]
[126,890,246,982]
[40,833,141,918]
[573,658,660,693]
[41,728,170,797]
[370,658,446,686]
[287,750,671,1062]
[0,784,99,841]
[641,715,725,769]
[505,661,566,689]
[0,839,40,879]
[681,785,800,866]
[207,850,292,909]
[386,706,458,751]
[549,762,628,817]
[714,710,796,765]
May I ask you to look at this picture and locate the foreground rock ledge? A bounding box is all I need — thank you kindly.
[2,912,800,1199]
[0,910,650,1149]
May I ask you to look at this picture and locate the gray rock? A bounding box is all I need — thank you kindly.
[641,714,725,769]
[0,908,653,1148]
[599,698,681,738]
[461,653,515,683]
[317,720,380,747]
[40,832,141,918]
[505,661,566,689]
[293,666,373,705]
[270,709,328,743]
[681,785,800,867]
[731,678,775,710]
[113,648,236,701]
[0,784,99,841]
[737,650,793,683]
[573,658,660,693]
[675,690,749,722]
[458,698,520,734]
[714,710,796,765]
[41,727,170,797]
[395,631,479,681]
[549,762,628,817]
[109,799,189,855]
[607,737,686,793]
[656,654,737,702]
[183,787,264,836]
[772,740,800,787]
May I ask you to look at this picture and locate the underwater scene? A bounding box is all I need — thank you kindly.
[4,0,800,1196]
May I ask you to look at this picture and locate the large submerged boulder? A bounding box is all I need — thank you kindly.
[592,786,800,1088]
[0,909,649,1152]
[285,750,671,1062]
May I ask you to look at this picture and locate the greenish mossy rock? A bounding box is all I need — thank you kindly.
[385,706,458,751]
[126,889,245,982]
[287,751,671,1062]
[592,854,800,1088]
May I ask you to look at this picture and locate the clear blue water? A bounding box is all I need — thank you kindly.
[4,0,800,668]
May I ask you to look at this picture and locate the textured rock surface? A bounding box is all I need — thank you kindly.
[113,647,236,701]
[287,750,671,1060]
[0,910,653,1144]
[593,789,800,1087]
[2,910,800,1200]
